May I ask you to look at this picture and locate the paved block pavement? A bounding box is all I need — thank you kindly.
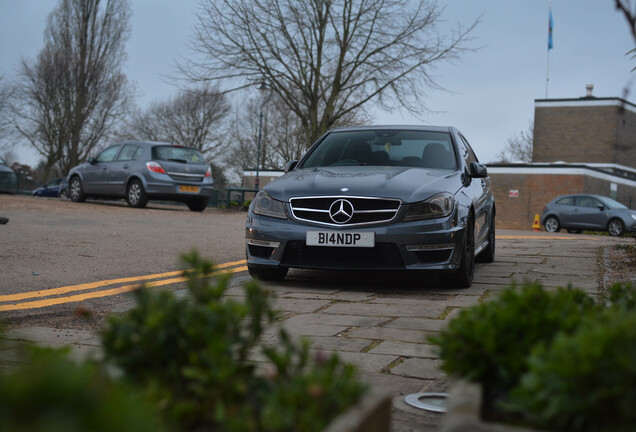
[1,231,632,431]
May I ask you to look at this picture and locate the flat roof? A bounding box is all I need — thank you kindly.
[488,162,636,188]
[534,97,636,115]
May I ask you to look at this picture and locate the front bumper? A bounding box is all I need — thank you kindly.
[246,210,467,272]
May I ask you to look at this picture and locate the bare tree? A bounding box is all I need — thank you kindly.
[0,76,13,146]
[494,121,534,164]
[224,92,368,186]
[10,0,133,178]
[187,0,478,146]
[616,0,636,43]
[123,85,230,160]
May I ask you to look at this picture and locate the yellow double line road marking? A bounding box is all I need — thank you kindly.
[497,235,600,240]
[0,259,248,312]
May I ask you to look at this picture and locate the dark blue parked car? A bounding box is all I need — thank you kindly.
[0,156,18,194]
[32,177,67,198]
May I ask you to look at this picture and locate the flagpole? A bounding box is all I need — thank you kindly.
[546,46,550,98]
[546,1,553,98]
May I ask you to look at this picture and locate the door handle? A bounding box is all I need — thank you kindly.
[123,164,129,169]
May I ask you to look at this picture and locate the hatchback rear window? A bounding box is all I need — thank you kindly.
[152,146,205,163]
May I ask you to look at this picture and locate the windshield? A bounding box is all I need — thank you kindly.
[152,146,205,163]
[300,130,457,170]
[598,196,628,209]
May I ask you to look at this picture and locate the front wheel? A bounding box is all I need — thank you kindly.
[477,211,495,263]
[69,177,86,202]
[441,214,475,288]
[248,265,288,282]
[187,199,208,212]
[126,179,148,208]
[544,216,560,233]
[608,218,625,237]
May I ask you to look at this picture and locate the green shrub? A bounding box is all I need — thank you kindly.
[608,281,636,311]
[506,309,636,431]
[101,250,366,431]
[428,283,597,410]
[0,346,165,432]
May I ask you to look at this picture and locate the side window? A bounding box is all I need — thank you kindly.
[555,197,575,206]
[96,145,122,163]
[117,145,141,161]
[577,196,601,208]
[458,134,478,167]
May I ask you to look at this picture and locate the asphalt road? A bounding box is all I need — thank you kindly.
[0,195,247,323]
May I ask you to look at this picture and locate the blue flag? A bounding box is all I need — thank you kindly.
[548,9,554,50]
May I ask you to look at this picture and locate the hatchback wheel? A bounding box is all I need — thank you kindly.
[248,265,288,281]
[187,199,208,212]
[544,216,560,233]
[608,218,625,237]
[126,179,148,208]
[69,177,86,202]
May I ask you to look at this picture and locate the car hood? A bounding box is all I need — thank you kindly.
[264,166,463,203]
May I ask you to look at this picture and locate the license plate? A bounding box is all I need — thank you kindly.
[306,230,375,247]
[178,185,200,193]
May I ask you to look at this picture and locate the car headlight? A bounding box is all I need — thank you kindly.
[630,214,636,221]
[251,190,287,219]
[403,193,455,222]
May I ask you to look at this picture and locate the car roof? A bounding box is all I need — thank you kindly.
[554,194,610,200]
[326,125,454,133]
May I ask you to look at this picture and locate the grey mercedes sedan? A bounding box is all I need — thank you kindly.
[246,126,496,288]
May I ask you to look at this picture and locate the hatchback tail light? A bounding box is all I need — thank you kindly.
[205,166,212,178]
[146,161,166,174]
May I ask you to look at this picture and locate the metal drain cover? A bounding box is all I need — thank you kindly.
[404,392,448,413]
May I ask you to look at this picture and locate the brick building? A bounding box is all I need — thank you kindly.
[488,86,636,230]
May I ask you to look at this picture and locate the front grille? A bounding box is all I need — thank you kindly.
[280,241,404,269]
[290,196,401,227]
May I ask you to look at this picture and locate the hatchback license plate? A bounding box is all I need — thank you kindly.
[306,231,375,247]
[179,185,200,193]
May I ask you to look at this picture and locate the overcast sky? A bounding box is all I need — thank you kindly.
[1,0,634,167]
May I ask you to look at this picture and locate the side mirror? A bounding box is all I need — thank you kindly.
[87,157,97,164]
[597,205,605,211]
[284,160,299,172]
[469,161,488,178]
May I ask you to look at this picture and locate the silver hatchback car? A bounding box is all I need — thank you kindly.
[246,126,496,288]
[67,141,214,211]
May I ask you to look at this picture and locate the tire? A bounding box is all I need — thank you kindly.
[567,228,582,234]
[608,218,625,237]
[441,214,475,288]
[544,216,560,233]
[59,188,68,199]
[477,211,495,263]
[187,199,208,212]
[248,265,288,282]
[69,176,86,202]
[126,179,148,208]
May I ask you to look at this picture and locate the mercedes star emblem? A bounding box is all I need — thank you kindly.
[329,199,354,224]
